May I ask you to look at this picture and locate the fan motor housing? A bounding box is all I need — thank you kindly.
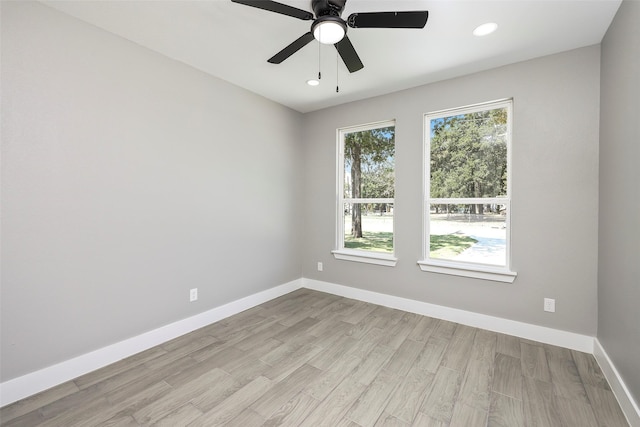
[312,0,346,17]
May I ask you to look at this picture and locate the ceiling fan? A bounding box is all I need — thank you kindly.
[231,0,429,73]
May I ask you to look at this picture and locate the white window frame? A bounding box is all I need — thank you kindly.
[332,120,397,267]
[418,100,517,282]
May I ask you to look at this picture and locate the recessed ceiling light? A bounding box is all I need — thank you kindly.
[306,79,320,86]
[473,22,498,37]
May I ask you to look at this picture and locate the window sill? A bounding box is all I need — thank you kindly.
[417,260,517,283]
[332,250,398,267]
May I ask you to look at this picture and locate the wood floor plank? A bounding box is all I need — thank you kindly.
[472,328,497,363]
[272,317,321,342]
[572,349,611,390]
[350,344,396,386]
[0,381,79,424]
[259,333,317,367]
[412,336,449,374]
[584,383,630,427]
[307,334,358,371]
[250,364,322,419]
[377,313,422,350]
[412,411,450,426]
[301,376,366,426]
[346,326,386,359]
[163,347,244,388]
[78,379,173,426]
[261,391,320,426]
[345,368,401,426]
[343,314,380,341]
[303,354,362,400]
[545,344,590,404]
[335,418,363,427]
[31,376,127,423]
[383,338,425,377]
[224,358,272,387]
[262,341,323,382]
[188,370,243,412]
[340,301,378,325]
[181,339,230,364]
[99,414,140,426]
[431,319,457,340]
[368,306,408,330]
[153,403,203,426]
[522,376,563,427]
[132,368,231,424]
[384,364,434,424]
[109,356,195,402]
[487,391,524,427]
[420,366,463,423]
[219,337,283,373]
[310,298,359,323]
[449,401,487,426]
[554,395,599,427]
[496,332,521,358]
[73,346,167,390]
[187,376,272,426]
[520,342,552,382]
[440,324,476,372]
[373,412,411,427]
[407,316,438,343]
[492,353,523,400]
[232,320,289,352]
[38,396,112,427]
[227,408,266,427]
[454,328,497,413]
[457,356,494,412]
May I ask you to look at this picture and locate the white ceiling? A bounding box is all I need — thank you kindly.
[43,0,621,113]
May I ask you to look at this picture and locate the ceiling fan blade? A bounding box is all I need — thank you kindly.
[335,36,364,73]
[268,32,315,64]
[231,0,313,20]
[347,11,428,29]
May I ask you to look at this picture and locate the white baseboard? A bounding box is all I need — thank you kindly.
[0,279,303,407]
[593,339,640,427]
[303,278,594,353]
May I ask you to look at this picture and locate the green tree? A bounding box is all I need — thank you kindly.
[430,108,507,214]
[345,126,395,237]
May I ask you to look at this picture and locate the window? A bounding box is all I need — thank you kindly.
[333,120,397,266]
[419,100,516,282]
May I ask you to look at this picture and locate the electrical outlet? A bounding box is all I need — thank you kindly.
[317,262,323,272]
[544,298,555,312]
[190,288,198,302]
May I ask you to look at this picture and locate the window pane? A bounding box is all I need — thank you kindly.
[344,126,395,199]
[344,203,394,253]
[429,204,506,266]
[430,107,507,198]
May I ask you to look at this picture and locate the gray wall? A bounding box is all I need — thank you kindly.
[598,0,640,404]
[1,2,303,382]
[302,46,601,336]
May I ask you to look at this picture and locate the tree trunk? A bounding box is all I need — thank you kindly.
[351,144,363,238]
[474,181,484,215]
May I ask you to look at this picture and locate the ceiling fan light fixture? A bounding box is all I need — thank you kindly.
[312,17,346,44]
[473,22,498,37]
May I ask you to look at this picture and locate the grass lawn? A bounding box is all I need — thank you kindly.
[429,234,478,259]
[344,231,393,253]
[344,230,477,257]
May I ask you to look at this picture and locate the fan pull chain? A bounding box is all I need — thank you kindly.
[318,40,321,80]
[336,50,339,93]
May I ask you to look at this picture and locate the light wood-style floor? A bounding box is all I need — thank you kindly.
[0,289,629,426]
